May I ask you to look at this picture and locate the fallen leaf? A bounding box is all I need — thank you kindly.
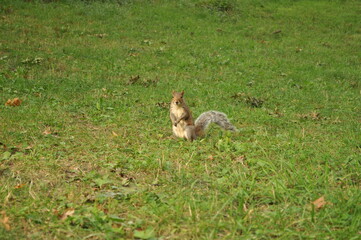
[0,211,10,231]
[5,98,22,107]
[43,127,52,135]
[14,184,26,189]
[60,208,75,221]
[112,131,119,137]
[312,196,328,210]
[208,155,214,160]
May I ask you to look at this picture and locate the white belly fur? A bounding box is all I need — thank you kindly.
[171,105,192,139]
[173,120,187,138]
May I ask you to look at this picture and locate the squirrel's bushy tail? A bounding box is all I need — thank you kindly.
[195,111,237,136]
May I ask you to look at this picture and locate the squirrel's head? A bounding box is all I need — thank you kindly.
[171,91,184,106]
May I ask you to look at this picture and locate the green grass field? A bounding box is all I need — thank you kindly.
[0,0,360,239]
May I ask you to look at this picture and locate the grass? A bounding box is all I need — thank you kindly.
[0,0,360,239]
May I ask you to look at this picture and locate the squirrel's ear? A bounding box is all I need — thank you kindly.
[181,90,184,96]
[172,91,175,96]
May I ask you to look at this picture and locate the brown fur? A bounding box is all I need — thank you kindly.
[170,91,196,141]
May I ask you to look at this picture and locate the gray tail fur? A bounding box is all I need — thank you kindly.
[195,111,237,135]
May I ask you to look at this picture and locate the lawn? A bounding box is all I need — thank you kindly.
[0,0,360,239]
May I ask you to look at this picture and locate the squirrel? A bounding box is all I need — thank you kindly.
[170,91,237,141]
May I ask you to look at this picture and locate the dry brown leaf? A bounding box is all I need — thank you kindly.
[312,196,328,209]
[1,211,10,231]
[60,208,75,221]
[43,127,52,135]
[111,131,119,137]
[5,98,22,107]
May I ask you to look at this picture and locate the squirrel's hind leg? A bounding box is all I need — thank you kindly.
[185,126,196,142]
